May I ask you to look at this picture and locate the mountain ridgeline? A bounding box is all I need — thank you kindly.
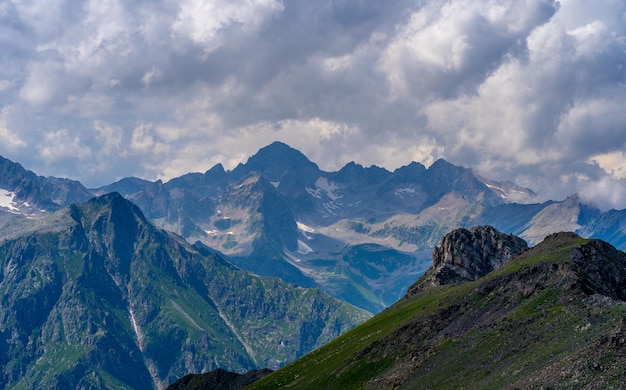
[0,144,625,389]
[2,142,626,314]
[249,227,626,389]
[90,141,626,313]
[0,193,369,389]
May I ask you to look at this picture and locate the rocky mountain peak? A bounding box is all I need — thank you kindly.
[91,177,157,197]
[392,161,427,180]
[0,155,91,212]
[238,141,319,182]
[407,226,528,295]
[0,155,57,212]
[69,192,149,247]
[333,162,391,185]
[570,237,626,301]
[0,192,369,388]
[426,158,464,177]
[205,162,226,176]
[85,191,146,218]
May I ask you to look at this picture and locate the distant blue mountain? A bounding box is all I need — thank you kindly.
[89,141,626,313]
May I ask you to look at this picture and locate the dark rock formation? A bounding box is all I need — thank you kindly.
[570,235,626,301]
[166,368,272,390]
[406,225,528,295]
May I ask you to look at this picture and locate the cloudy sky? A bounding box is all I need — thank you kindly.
[1,0,625,208]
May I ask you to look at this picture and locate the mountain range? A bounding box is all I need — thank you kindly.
[1,142,626,388]
[89,141,626,312]
[1,142,626,314]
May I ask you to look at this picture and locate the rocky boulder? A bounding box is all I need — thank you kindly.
[407,225,528,295]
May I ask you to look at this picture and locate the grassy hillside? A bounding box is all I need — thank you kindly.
[249,233,626,389]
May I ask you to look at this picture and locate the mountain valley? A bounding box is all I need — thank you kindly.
[1,142,626,388]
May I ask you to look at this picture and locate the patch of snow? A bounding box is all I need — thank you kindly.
[394,188,416,196]
[284,251,304,265]
[315,177,342,201]
[270,181,280,188]
[297,221,315,239]
[321,201,340,216]
[306,187,322,199]
[297,239,314,255]
[297,221,315,233]
[0,189,19,212]
[205,229,219,236]
[484,182,507,198]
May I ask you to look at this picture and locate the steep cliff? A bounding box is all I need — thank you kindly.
[406,225,528,295]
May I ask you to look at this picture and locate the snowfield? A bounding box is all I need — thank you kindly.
[0,189,19,212]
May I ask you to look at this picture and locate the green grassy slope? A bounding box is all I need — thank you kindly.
[249,233,626,389]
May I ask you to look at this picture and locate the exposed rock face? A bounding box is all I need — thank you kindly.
[407,226,528,295]
[570,235,626,301]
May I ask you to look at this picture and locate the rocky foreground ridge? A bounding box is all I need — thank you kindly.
[249,227,626,389]
[166,368,273,390]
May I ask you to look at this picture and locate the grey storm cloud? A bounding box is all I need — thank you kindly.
[0,0,625,209]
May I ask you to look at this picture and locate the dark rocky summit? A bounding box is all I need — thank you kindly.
[570,234,626,301]
[166,368,272,390]
[406,225,528,295]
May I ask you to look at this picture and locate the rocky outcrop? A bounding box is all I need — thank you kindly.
[570,235,626,301]
[406,226,528,295]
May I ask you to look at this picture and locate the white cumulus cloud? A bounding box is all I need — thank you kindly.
[0,0,624,208]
